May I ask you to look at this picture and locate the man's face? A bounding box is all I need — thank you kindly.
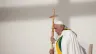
[54,24,64,35]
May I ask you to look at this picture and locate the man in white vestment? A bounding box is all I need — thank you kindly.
[49,21,84,54]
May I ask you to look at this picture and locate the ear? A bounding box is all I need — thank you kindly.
[61,25,64,30]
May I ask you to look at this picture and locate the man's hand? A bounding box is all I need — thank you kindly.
[50,36,55,44]
[50,31,55,44]
[49,48,54,54]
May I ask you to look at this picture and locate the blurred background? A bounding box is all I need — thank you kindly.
[0,0,96,54]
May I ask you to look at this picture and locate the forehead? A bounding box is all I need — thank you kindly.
[54,24,61,27]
